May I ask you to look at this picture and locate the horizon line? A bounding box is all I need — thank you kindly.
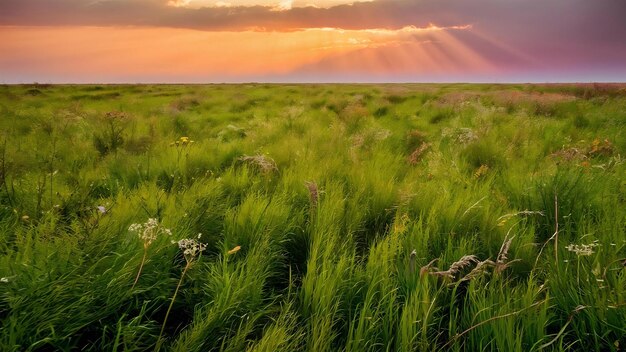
[3,81,626,85]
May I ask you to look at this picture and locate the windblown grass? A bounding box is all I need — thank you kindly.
[0,83,624,351]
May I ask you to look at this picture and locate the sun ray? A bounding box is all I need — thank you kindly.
[0,23,502,82]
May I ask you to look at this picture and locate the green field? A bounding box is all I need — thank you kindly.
[0,83,625,351]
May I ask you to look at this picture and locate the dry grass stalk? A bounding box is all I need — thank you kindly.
[444,299,548,349]
[550,147,587,162]
[497,210,544,227]
[553,193,559,265]
[239,154,278,174]
[532,193,560,270]
[462,196,487,218]
[461,259,496,281]
[420,258,439,278]
[495,235,520,273]
[474,164,489,178]
[423,235,519,282]
[305,181,319,208]
[427,255,478,279]
[408,142,431,165]
[409,249,417,274]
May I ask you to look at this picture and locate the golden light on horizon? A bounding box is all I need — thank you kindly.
[0,23,499,82]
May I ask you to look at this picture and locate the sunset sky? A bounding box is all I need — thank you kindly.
[1,0,626,83]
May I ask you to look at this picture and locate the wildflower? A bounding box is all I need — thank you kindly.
[227,245,241,255]
[171,136,195,147]
[157,235,206,349]
[587,138,613,157]
[0,277,8,283]
[449,127,478,144]
[129,218,172,288]
[21,215,29,221]
[177,236,207,262]
[97,205,106,214]
[566,241,599,256]
[128,218,172,248]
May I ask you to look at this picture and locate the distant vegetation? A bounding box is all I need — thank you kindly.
[0,83,625,351]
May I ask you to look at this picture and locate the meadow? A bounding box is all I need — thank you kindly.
[0,83,624,351]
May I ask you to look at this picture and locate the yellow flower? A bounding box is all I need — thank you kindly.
[227,245,241,255]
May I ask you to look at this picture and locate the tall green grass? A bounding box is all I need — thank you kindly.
[0,83,624,351]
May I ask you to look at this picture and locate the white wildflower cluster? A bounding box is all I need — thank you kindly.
[566,241,600,256]
[128,218,172,247]
[177,234,207,262]
[442,127,478,144]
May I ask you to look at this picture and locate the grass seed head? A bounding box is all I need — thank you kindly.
[407,142,431,165]
[305,181,319,208]
[420,258,440,278]
[461,259,496,281]
[428,255,479,279]
[239,154,278,174]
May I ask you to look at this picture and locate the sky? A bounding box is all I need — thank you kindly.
[1,0,626,83]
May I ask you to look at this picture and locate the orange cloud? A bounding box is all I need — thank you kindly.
[0,24,490,82]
